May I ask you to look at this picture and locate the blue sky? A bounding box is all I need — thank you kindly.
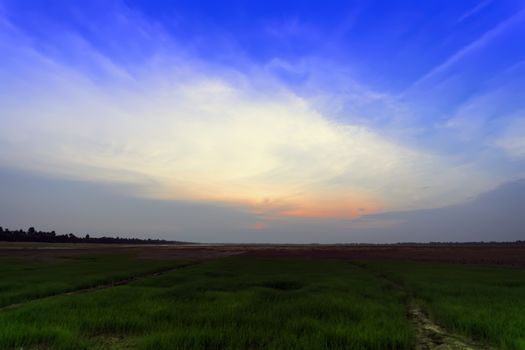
[1,0,524,242]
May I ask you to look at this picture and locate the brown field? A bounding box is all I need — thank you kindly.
[2,241,525,266]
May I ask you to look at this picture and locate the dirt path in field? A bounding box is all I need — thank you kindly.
[351,262,495,350]
[408,301,494,350]
[0,262,201,313]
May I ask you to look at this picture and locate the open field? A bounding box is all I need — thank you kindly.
[0,243,523,349]
[365,261,525,350]
[0,254,192,308]
[3,242,525,265]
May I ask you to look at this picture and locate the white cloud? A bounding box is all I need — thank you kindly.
[0,9,494,220]
[495,116,525,159]
[0,53,493,219]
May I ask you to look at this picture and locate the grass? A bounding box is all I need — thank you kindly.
[1,252,523,350]
[0,256,414,350]
[0,254,190,307]
[367,261,525,350]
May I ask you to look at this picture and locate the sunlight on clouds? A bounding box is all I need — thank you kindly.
[0,28,493,220]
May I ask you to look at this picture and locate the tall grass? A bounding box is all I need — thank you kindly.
[0,257,414,349]
[367,261,525,350]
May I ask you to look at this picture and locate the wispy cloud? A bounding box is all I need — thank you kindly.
[0,15,493,220]
[495,115,525,159]
[456,0,493,24]
[407,9,525,91]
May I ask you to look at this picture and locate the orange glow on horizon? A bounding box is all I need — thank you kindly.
[149,181,383,220]
[252,223,266,230]
[275,197,382,219]
[215,192,383,220]
[279,207,363,219]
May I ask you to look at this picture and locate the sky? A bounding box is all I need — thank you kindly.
[1,0,524,243]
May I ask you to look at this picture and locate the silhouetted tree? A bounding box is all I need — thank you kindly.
[0,226,186,244]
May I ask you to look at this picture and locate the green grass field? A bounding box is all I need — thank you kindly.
[0,256,413,350]
[0,254,188,307]
[366,261,525,350]
[0,252,523,349]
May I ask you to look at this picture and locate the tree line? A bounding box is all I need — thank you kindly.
[0,226,186,244]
